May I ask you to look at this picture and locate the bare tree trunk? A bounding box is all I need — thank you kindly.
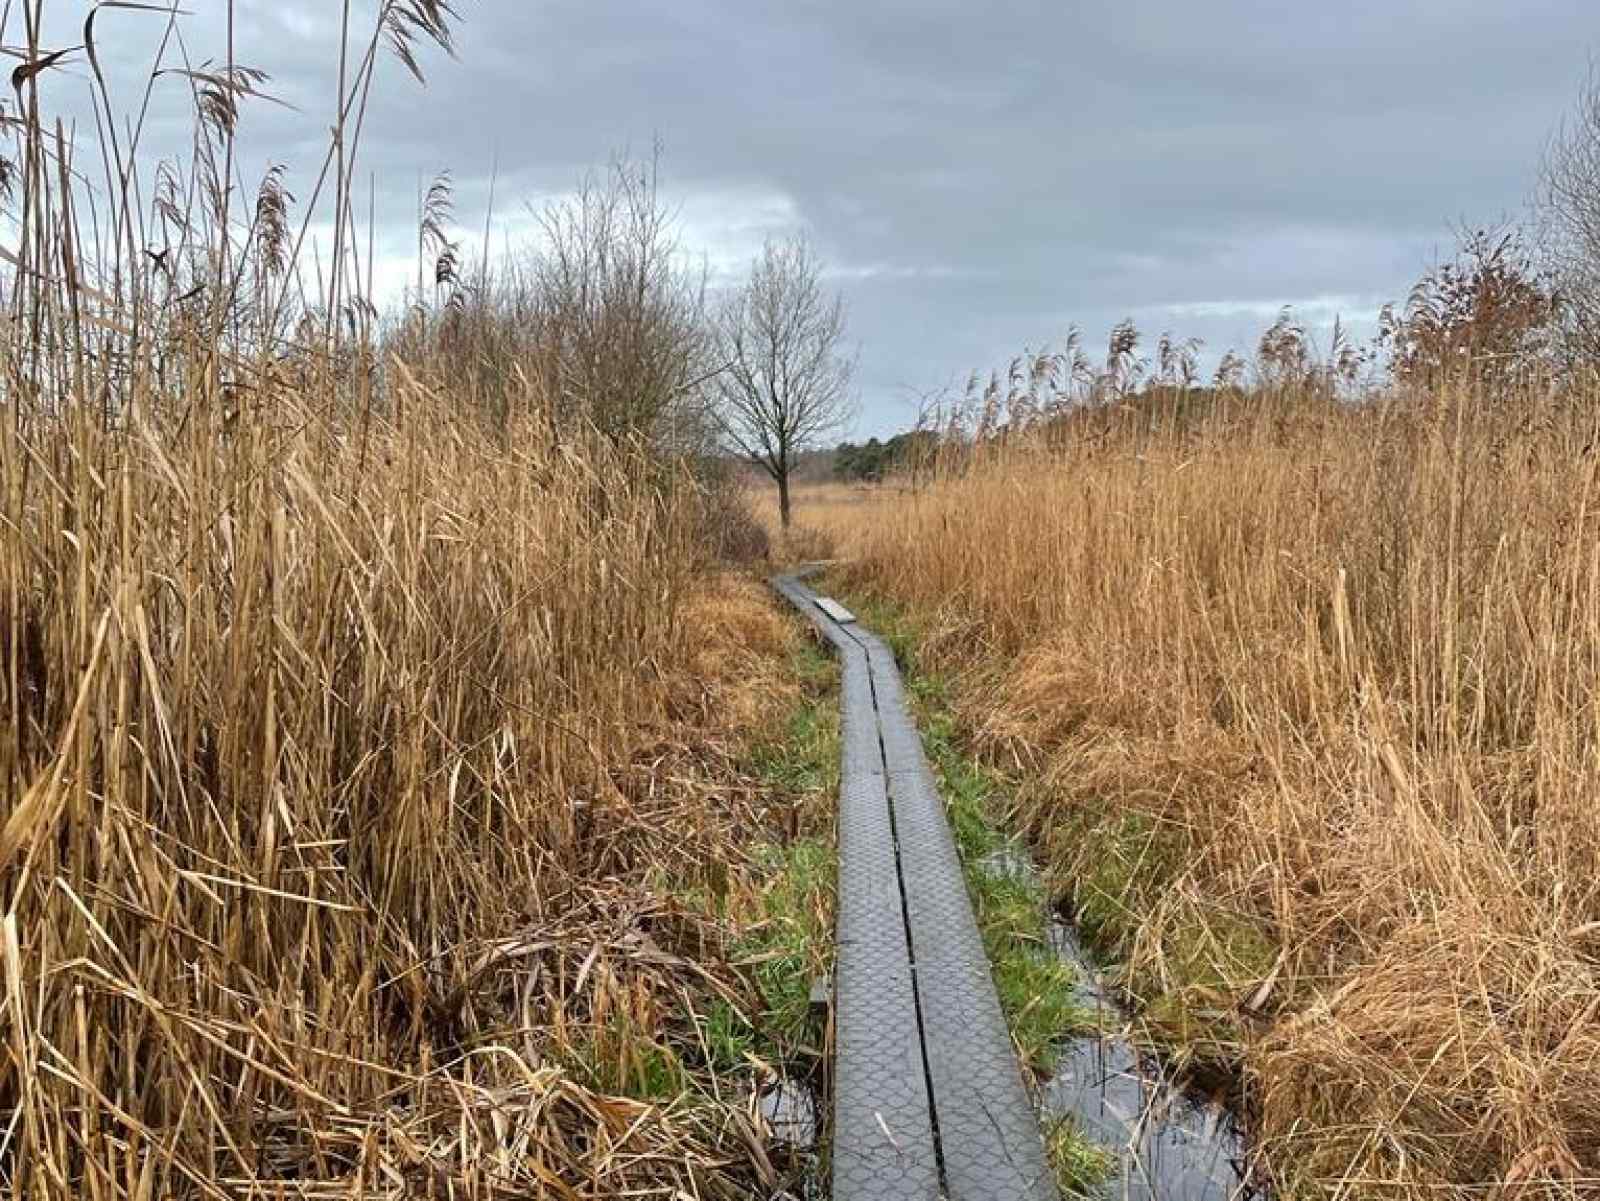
[778,470,792,528]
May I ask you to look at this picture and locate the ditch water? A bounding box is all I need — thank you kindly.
[1045,922,1254,1201]
[758,1077,819,1148]
[978,845,1255,1201]
[757,1076,825,1200]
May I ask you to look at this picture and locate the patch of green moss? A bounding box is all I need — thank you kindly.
[1055,798,1274,1072]
[1063,804,1179,961]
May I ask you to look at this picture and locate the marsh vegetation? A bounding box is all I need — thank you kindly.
[798,333,1600,1199]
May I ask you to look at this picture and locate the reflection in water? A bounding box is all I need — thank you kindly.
[1045,924,1252,1201]
[759,1076,819,1148]
[758,1077,825,1201]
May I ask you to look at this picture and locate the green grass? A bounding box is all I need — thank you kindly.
[671,636,839,1072]
[698,997,757,1074]
[736,638,839,1060]
[735,839,835,1058]
[638,627,839,1102]
[1044,1115,1117,1198]
[571,1019,688,1101]
[747,644,840,797]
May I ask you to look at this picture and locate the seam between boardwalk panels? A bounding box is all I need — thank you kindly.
[839,620,951,1195]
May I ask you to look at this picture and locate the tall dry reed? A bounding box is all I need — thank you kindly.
[828,383,1600,1199]
[0,3,785,1196]
[0,373,758,1196]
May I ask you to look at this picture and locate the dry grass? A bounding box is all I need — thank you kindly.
[813,386,1600,1200]
[0,4,812,1196]
[1,377,821,1195]
[750,478,906,566]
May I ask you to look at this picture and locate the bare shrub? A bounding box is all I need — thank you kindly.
[1379,223,1560,390]
[530,153,713,444]
[694,464,772,564]
[1539,62,1600,363]
[386,154,715,449]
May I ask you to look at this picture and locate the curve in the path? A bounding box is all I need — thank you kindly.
[774,573,1055,1201]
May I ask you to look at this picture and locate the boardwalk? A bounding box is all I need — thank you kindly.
[773,573,1055,1201]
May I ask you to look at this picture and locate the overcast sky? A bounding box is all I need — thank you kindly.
[28,1,1597,435]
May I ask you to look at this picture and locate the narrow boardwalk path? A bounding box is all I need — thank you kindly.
[774,573,1055,1201]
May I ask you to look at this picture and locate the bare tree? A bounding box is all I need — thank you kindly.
[1538,63,1600,363]
[713,234,855,527]
[530,152,712,444]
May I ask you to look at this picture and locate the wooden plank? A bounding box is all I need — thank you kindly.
[815,596,857,624]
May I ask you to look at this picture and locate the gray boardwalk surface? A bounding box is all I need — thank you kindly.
[773,573,1055,1201]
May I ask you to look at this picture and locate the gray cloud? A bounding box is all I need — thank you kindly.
[28,0,1595,434]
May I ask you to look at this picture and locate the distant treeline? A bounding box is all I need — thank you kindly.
[832,430,940,481]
